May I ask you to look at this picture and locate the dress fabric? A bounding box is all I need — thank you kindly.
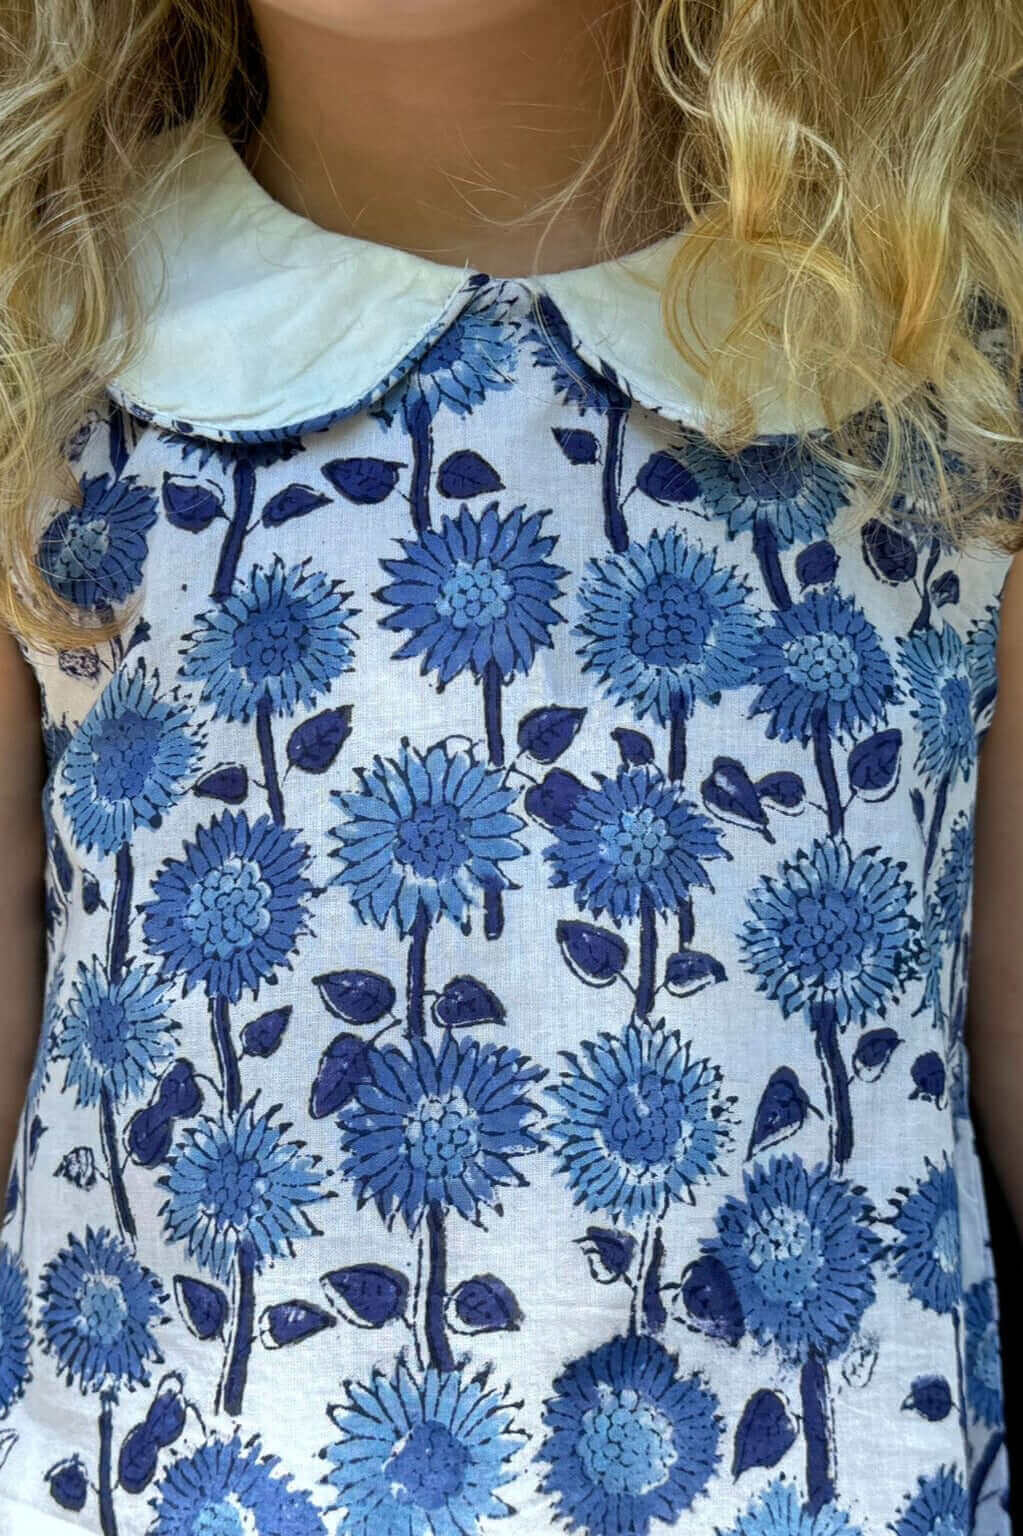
[0,120,1015,1536]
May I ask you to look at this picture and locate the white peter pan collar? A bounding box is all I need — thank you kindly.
[103,119,838,443]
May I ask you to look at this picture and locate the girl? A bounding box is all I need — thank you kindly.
[0,1,1020,1533]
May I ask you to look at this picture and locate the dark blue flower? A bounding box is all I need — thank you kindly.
[538,1332,722,1536]
[700,1154,882,1363]
[54,960,177,1108]
[142,811,313,1002]
[966,605,999,721]
[934,814,973,944]
[180,556,357,723]
[675,430,850,548]
[891,1468,968,1536]
[150,1431,327,1536]
[750,588,898,744]
[38,472,158,609]
[525,293,622,413]
[574,529,761,726]
[0,1245,31,1415]
[888,1156,961,1315]
[323,1356,524,1536]
[964,1278,1004,1428]
[39,1227,166,1393]
[546,1021,731,1224]
[60,663,203,855]
[160,1102,327,1280]
[543,765,726,923]
[403,295,518,423]
[898,627,975,785]
[718,1475,864,1536]
[377,502,567,684]
[740,839,919,1026]
[339,1032,544,1231]
[330,742,526,936]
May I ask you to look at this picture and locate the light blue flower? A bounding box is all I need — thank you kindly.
[543,765,726,924]
[676,430,850,548]
[323,1356,524,1536]
[142,811,314,1002]
[403,295,518,423]
[546,1021,731,1224]
[150,1432,327,1536]
[888,1156,962,1316]
[339,1032,544,1232]
[934,815,973,944]
[0,1246,31,1416]
[54,959,177,1108]
[740,839,919,1027]
[180,555,357,723]
[160,1102,327,1281]
[39,1227,165,1393]
[750,588,898,744]
[718,1475,865,1536]
[964,1278,1004,1428]
[966,605,999,722]
[700,1154,882,1363]
[330,742,526,936]
[38,472,158,609]
[377,502,567,684]
[891,1468,968,1536]
[898,626,975,785]
[60,663,202,856]
[538,1332,722,1536]
[574,529,761,726]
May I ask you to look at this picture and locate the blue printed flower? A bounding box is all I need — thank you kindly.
[575,529,761,725]
[339,1032,544,1232]
[546,1021,731,1224]
[180,556,357,723]
[150,1432,327,1536]
[38,1227,165,1393]
[677,429,850,548]
[718,1475,864,1536]
[377,502,567,684]
[61,663,203,856]
[0,1246,32,1415]
[964,1278,1004,1428]
[403,295,518,422]
[160,1102,327,1281]
[142,811,313,1002]
[888,1156,961,1315]
[966,605,999,721]
[330,742,526,936]
[526,293,625,413]
[934,814,973,944]
[538,1332,722,1536]
[544,765,726,923]
[740,839,919,1026]
[898,626,975,785]
[38,472,158,609]
[700,1154,882,1363]
[54,959,177,1108]
[323,1356,524,1536]
[750,588,898,744]
[892,1468,968,1536]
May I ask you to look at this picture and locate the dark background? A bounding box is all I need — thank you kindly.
[978,1132,1020,1525]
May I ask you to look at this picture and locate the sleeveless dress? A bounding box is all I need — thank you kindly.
[0,119,1014,1536]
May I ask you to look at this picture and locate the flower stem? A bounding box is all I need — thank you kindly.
[97,1391,118,1536]
[753,513,791,610]
[812,711,844,838]
[100,1083,136,1244]
[407,397,434,536]
[668,701,687,783]
[107,843,133,985]
[923,771,951,888]
[406,904,430,1041]
[812,1002,853,1172]
[602,407,629,552]
[255,697,284,825]
[424,1201,455,1372]
[909,538,942,634]
[221,1238,257,1417]
[951,1305,970,1441]
[636,893,657,1019]
[212,458,257,601]
[969,1431,1005,1521]
[482,660,506,939]
[800,1348,836,1513]
[210,996,241,1114]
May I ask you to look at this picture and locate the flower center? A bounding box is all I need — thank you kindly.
[59,514,111,579]
[79,1276,128,1346]
[627,575,713,670]
[185,857,273,957]
[743,1203,822,1305]
[738,445,803,500]
[940,676,973,748]
[92,711,164,803]
[576,1385,678,1498]
[932,1209,961,1276]
[602,1073,688,1175]
[386,1419,469,1510]
[232,598,310,682]
[975,1325,1001,1390]
[394,804,469,882]
[82,995,132,1070]
[786,888,863,982]
[783,632,861,701]
[437,558,512,628]
[599,807,670,881]
[199,1145,267,1229]
[193,1496,258,1536]
[405,1093,479,1180]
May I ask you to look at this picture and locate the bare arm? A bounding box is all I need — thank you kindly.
[0,629,46,1201]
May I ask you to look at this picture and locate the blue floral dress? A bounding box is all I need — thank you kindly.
[0,120,1015,1536]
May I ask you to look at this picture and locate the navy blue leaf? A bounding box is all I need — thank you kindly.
[910,1050,946,1102]
[636,451,699,506]
[524,768,588,830]
[3,1168,17,1220]
[432,975,507,1029]
[848,729,902,800]
[194,764,248,804]
[144,1379,186,1448]
[286,706,353,774]
[552,427,600,466]
[173,1275,227,1341]
[747,1067,812,1158]
[754,771,806,813]
[47,1457,88,1512]
[81,871,102,914]
[240,1007,292,1058]
[322,1264,409,1328]
[576,1227,636,1284]
[911,788,926,826]
[557,920,629,987]
[118,1422,158,1495]
[309,1035,373,1119]
[903,1374,953,1421]
[162,474,223,532]
[55,1146,97,1190]
[154,1060,202,1119]
[517,705,586,765]
[853,1027,903,1082]
[732,1389,798,1476]
[795,541,839,588]
[261,484,331,527]
[676,1254,745,1344]
[933,571,960,609]
[447,1274,522,1334]
[611,727,655,766]
[27,1117,45,1164]
[322,456,402,505]
[663,950,726,998]
[701,758,771,839]
[436,449,504,499]
[50,833,72,895]
[313,970,396,1025]
[258,1299,336,1348]
[126,1105,173,1168]
[862,519,918,583]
